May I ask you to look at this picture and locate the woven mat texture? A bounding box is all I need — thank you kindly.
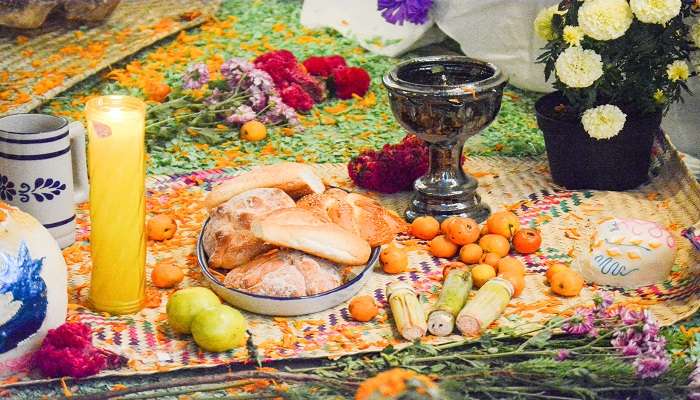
[5,132,696,385]
[0,0,221,116]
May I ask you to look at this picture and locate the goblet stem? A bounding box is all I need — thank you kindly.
[416,140,467,194]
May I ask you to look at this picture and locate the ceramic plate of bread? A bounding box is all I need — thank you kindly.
[196,163,407,316]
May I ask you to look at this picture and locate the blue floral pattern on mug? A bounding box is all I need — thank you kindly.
[0,175,17,202]
[19,178,66,203]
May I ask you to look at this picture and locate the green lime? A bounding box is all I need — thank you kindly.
[166,287,221,334]
[191,304,248,352]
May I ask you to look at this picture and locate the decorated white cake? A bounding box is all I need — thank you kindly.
[582,218,676,289]
[0,203,67,377]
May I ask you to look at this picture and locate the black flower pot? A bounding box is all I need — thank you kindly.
[535,92,662,191]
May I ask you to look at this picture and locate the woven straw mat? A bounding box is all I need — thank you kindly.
[5,133,699,385]
[0,0,221,116]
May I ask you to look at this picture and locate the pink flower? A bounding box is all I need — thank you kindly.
[633,355,670,379]
[554,349,571,361]
[562,308,594,335]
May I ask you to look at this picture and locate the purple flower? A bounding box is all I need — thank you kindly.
[248,68,276,94]
[249,86,268,112]
[182,63,210,90]
[689,362,700,400]
[261,95,300,127]
[592,291,614,315]
[378,0,433,25]
[225,105,256,125]
[554,349,571,361]
[562,308,594,336]
[633,355,670,379]
[221,58,255,87]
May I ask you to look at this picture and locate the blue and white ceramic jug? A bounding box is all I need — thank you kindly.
[0,114,88,249]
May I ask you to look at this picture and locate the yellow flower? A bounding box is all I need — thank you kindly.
[630,0,681,25]
[582,104,627,140]
[578,0,634,41]
[666,60,690,81]
[555,47,604,88]
[563,25,585,46]
[534,5,561,41]
[653,89,667,103]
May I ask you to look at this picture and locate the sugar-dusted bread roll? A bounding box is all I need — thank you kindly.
[296,189,408,247]
[250,208,371,265]
[203,188,295,269]
[205,163,325,210]
[223,249,342,297]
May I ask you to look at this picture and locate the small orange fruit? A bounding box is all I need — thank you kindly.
[513,228,542,254]
[151,262,184,288]
[546,263,571,283]
[480,224,489,237]
[486,211,520,239]
[497,256,526,277]
[349,295,379,322]
[440,217,458,234]
[459,243,483,264]
[499,271,525,297]
[444,217,480,245]
[471,263,496,288]
[480,252,501,268]
[478,234,510,258]
[429,235,459,258]
[411,216,440,240]
[240,120,267,141]
[550,269,584,297]
[147,214,177,241]
[380,246,409,274]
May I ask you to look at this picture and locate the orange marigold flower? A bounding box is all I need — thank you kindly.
[355,368,439,400]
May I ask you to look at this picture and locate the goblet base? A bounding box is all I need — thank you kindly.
[405,189,491,223]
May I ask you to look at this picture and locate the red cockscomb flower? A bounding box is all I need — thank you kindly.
[303,55,347,77]
[331,66,371,99]
[33,323,126,378]
[253,50,298,87]
[288,65,326,103]
[280,83,314,112]
[348,134,428,193]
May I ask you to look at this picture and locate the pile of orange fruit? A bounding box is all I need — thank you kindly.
[380,210,585,298]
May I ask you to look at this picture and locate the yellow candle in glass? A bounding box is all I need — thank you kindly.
[86,95,146,314]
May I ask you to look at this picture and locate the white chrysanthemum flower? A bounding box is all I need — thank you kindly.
[563,26,585,46]
[666,60,690,81]
[578,0,634,41]
[534,5,561,41]
[691,22,700,48]
[630,0,681,25]
[582,105,627,140]
[555,47,604,88]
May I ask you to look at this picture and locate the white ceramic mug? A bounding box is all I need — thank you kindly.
[0,114,88,249]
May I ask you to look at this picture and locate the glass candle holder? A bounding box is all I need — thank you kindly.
[85,95,146,314]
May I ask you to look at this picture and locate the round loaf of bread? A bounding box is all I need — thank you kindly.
[203,188,295,269]
[250,208,372,265]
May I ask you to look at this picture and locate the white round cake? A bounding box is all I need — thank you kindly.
[0,203,67,377]
[582,218,676,289]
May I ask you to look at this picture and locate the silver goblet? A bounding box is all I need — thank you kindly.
[383,56,507,223]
